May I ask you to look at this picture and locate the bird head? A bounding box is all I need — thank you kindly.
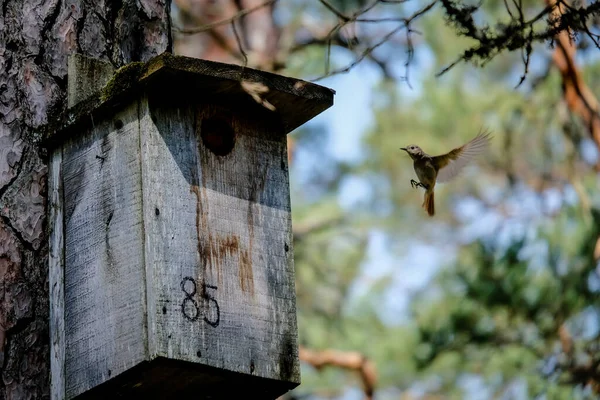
[400,144,424,160]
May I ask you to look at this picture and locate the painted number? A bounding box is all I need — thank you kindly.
[202,283,220,327]
[180,277,220,328]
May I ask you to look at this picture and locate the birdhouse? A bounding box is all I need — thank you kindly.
[47,54,334,399]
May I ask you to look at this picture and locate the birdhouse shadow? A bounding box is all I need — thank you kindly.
[144,90,295,326]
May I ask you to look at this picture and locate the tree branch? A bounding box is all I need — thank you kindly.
[437,0,600,78]
[311,1,436,82]
[547,0,600,168]
[317,0,350,22]
[174,0,278,34]
[293,216,345,242]
[299,347,378,400]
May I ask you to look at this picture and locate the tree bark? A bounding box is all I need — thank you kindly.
[0,1,171,398]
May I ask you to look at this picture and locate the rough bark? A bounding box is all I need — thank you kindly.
[0,1,171,398]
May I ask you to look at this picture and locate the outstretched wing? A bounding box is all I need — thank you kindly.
[432,129,492,183]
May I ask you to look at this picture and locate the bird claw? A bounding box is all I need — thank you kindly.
[410,179,426,189]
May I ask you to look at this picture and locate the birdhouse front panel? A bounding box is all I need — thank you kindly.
[139,93,300,384]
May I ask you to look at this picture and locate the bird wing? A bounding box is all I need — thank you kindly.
[432,129,492,183]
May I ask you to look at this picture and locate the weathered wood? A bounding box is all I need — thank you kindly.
[61,101,147,399]
[48,54,334,399]
[140,93,300,383]
[137,95,199,365]
[43,53,335,148]
[68,55,115,108]
[49,149,65,400]
[140,54,334,134]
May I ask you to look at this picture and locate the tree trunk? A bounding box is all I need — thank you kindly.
[0,1,171,398]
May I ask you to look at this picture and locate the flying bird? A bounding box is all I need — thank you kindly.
[400,129,492,217]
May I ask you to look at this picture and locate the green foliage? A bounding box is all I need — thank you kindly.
[409,205,600,397]
[283,0,600,398]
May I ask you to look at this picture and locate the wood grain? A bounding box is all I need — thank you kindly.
[67,55,115,108]
[49,149,65,400]
[61,101,147,399]
[140,92,301,386]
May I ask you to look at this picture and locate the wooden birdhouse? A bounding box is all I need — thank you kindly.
[47,54,334,400]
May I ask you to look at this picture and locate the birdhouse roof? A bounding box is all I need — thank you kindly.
[44,53,335,147]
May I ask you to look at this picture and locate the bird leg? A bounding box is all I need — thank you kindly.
[410,179,427,189]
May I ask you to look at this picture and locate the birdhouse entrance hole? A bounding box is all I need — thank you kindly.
[201,117,236,156]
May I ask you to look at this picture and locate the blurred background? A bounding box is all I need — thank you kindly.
[171,0,600,398]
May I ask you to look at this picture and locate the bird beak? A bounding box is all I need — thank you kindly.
[400,147,408,152]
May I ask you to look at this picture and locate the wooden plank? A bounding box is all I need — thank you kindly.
[49,148,65,400]
[67,54,115,109]
[61,101,147,399]
[137,97,200,362]
[139,93,300,387]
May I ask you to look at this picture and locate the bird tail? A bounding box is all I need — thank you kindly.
[422,191,435,217]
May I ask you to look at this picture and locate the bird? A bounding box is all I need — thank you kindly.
[400,129,492,217]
